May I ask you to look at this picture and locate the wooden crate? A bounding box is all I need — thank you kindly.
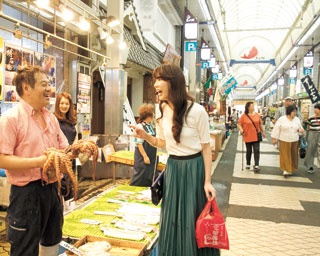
[67,235,146,256]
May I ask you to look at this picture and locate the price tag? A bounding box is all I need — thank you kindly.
[59,241,83,256]
[80,219,102,225]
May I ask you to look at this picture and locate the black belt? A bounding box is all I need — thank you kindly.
[169,151,201,160]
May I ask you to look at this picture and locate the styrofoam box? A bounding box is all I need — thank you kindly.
[0,177,11,207]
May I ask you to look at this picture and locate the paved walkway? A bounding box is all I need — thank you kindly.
[214,131,320,256]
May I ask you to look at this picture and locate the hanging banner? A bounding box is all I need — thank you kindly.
[303,50,313,68]
[301,75,320,103]
[220,76,238,98]
[139,0,156,31]
[200,38,210,61]
[184,7,198,40]
[163,44,181,65]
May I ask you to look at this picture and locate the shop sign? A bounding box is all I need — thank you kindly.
[212,73,219,80]
[290,65,297,78]
[201,61,210,69]
[303,67,313,76]
[303,50,313,68]
[200,38,210,60]
[184,8,198,40]
[301,75,320,103]
[289,78,296,84]
[185,41,198,52]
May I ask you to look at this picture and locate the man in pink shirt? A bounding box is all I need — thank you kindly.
[0,66,69,256]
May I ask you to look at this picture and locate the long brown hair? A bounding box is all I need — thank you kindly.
[54,92,77,124]
[152,64,194,143]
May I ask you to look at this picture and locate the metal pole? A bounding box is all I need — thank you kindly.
[241,135,244,171]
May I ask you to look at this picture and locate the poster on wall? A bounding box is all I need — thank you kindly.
[77,73,91,114]
[0,37,3,101]
[3,44,34,102]
[34,53,56,102]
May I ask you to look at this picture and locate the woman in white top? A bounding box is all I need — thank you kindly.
[271,105,304,177]
[130,64,219,256]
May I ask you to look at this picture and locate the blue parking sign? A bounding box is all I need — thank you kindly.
[185,41,198,52]
[212,73,219,80]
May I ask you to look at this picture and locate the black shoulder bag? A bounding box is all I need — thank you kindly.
[246,114,263,142]
[150,150,165,206]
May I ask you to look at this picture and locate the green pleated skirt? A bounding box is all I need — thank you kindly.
[158,154,220,256]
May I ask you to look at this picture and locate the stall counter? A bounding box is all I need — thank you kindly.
[63,185,160,255]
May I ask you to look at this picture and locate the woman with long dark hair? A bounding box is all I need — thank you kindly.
[54,92,77,201]
[130,64,219,256]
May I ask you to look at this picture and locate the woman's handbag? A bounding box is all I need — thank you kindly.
[299,136,307,159]
[196,199,229,250]
[150,169,165,206]
[246,114,263,142]
[257,132,263,142]
[150,149,165,206]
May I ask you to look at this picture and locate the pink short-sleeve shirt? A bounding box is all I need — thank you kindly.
[0,99,69,186]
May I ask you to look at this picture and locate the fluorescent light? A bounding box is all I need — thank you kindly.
[276,46,298,71]
[298,17,320,44]
[106,36,114,44]
[119,41,127,49]
[34,0,49,8]
[199,0,212,20]
[79,17,90,31]
[59,4,74,22]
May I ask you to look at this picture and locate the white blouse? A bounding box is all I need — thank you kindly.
[157,102,210,155]
[271,116,303,142]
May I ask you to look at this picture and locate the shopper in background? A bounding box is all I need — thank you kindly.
[264,107,271,131]
[271,104,304,177]
[130,103,157,187]
[0,66,69,256]
[55,92,78,203]
[273,96,302,123]
[304,103,320,174]
[238,101,265,172]
[130,64,219,256]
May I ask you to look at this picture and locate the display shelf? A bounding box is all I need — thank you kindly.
[66,235,146,256]
[63,185,160,255]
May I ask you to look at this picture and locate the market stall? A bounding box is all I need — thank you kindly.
[107,151,167,184]
[62,185,160,255]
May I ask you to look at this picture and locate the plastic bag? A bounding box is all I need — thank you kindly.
[196,199,229,250]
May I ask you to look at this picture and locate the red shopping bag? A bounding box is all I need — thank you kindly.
[196,199,229,250]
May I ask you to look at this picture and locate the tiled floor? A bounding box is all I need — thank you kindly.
[217,131,320,256]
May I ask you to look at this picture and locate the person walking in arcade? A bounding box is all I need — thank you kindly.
[237,101,265,172]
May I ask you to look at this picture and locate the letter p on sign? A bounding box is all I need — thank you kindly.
[185,41,198,52]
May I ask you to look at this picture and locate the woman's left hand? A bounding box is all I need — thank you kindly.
[129,124,147,140]
[204,182,216,200]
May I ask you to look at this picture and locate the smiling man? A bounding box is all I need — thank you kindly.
[0,66,69,256]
